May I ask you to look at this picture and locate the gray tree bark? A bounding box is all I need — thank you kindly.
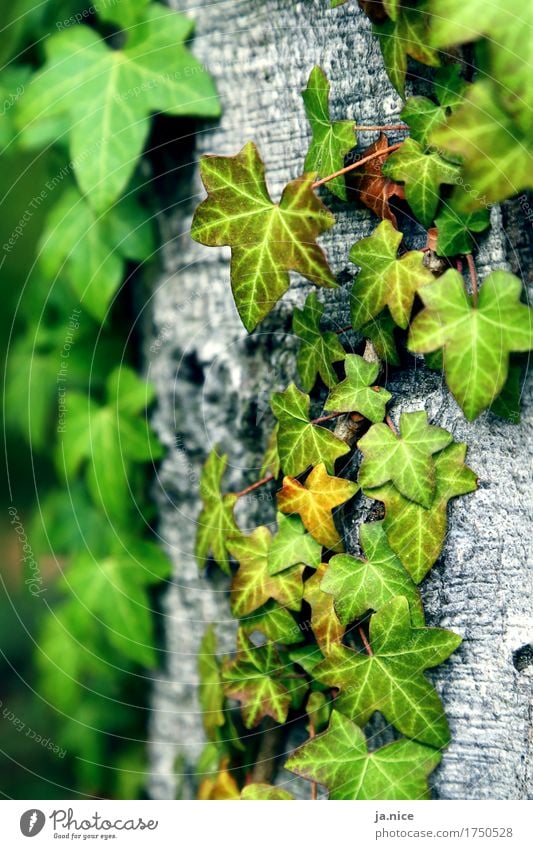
[146,0,532,799]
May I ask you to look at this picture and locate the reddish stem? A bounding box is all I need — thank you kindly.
[385,414,398,435]
[312,410,347,425]
[335,325,353,335]
[358,625,373,656]
[312,142,402,189]
[465,253,478,306]
[233,473,274,498]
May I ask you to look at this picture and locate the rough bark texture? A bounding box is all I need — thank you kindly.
[147,0,532,799]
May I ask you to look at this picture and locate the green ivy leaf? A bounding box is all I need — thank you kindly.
[316,597,461,747]
[382,138,460,226]
[303,564,345,653]
[302,65,355,199]
[433,64,469,110]
[228,527,304,617]
[199,625,225,740]
[63,550,161,667]
[94,0,149,28]
[293,293,346,391]
[278,463,358,551]
[350,220,433,329]
[286,710,441,799]
[360,310,400,365]
[259,425,280,478]
[271,384,350,476]
[38,186,154,320]
[321,521,425,626]
[18,4,220,211]
[366,442,478,582]
[306,690,332,734]
[240,601,303,646]
[375,5,440,97]
[195,449,239,574]
[400,96,447,148]
[191,142,337,332]
[268,513,322,576]
[0,66,30,151]
[430,82,533,210]
[408,270,533,420]
[222,631,291,728]
[324,354,392,422]
[241,784,294,800]
[435,205,490,257]
[358,411,452,507]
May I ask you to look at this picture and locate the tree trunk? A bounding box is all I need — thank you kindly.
[147,0,532,800]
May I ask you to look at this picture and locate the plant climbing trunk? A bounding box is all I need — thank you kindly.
[147,0,532,799]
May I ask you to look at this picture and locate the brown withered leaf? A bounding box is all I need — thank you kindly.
[349,133,404,226]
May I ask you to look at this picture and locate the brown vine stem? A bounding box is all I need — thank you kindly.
[356,124,409,132]
[385,414,398,435]
[312,142,402,189]
[335,324,353,335]
[358,625,373,656]
[465,253,478,307]
[312,409,348,425]
[233,473,274,498]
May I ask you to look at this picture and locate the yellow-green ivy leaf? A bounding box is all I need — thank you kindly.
[271,384,350,476]
[316,597,461,747]
[198,625,225,740]
[366,442,478,582]
[303,564,345,653]
[195,449,238,574]
[350,220,433,329]
[286,710,441,799]
[268,513,322,576]
[358,411,452,507]
[302,65,355,200]
[241,784,294,800]
[324,354,392,422]
[321,521,425,626]
[191,142,337,332]
[408,270,533,420]
[293,293,346,391]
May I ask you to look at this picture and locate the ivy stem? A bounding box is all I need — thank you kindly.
[308,723,318,801]
[335,324,353,335]
[356,124,409,132]
[312,410,347,425]
[233,473,274,498]
[465,253,478,306]
[385,414,398,435]
[358,625,373,656]
[312,142,402,189]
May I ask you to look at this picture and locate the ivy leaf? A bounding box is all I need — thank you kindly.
[316,597,461,747]
[430,82,533,210]
[198,625,225,740]
[435,206,490,257]
[18,5,220,211]
[303,564,345,653]
[358,411,452,507]
[0,66,30,151]
[382,138,460,226]
[433,64,469,110]
[302,66,355,200]
[271,384,350,477]
[222,631,291,728]
[191,142,337,332]
[259,425,280,478]
[408,270,533,420]
[241,784,294,800]
[321,521,425,626]
[349,133,404,226]
[286,710,441,799]
[293,293,346,391]
[63,550,161,667]
[360,310,400,365]
[94,0,149,28]
[38,186,154,320]
[324,354,392,422]
[306,690,332,734]
[350,219,433,329]
[268,513,322,576]
[195,449,238,574]
[240,602,303,646]
[198,761,240,800]
[374,5,440,97]
[366,442,477,582]
[278,463,358,551]
[400,97,447,148]
[228,527,304,617]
